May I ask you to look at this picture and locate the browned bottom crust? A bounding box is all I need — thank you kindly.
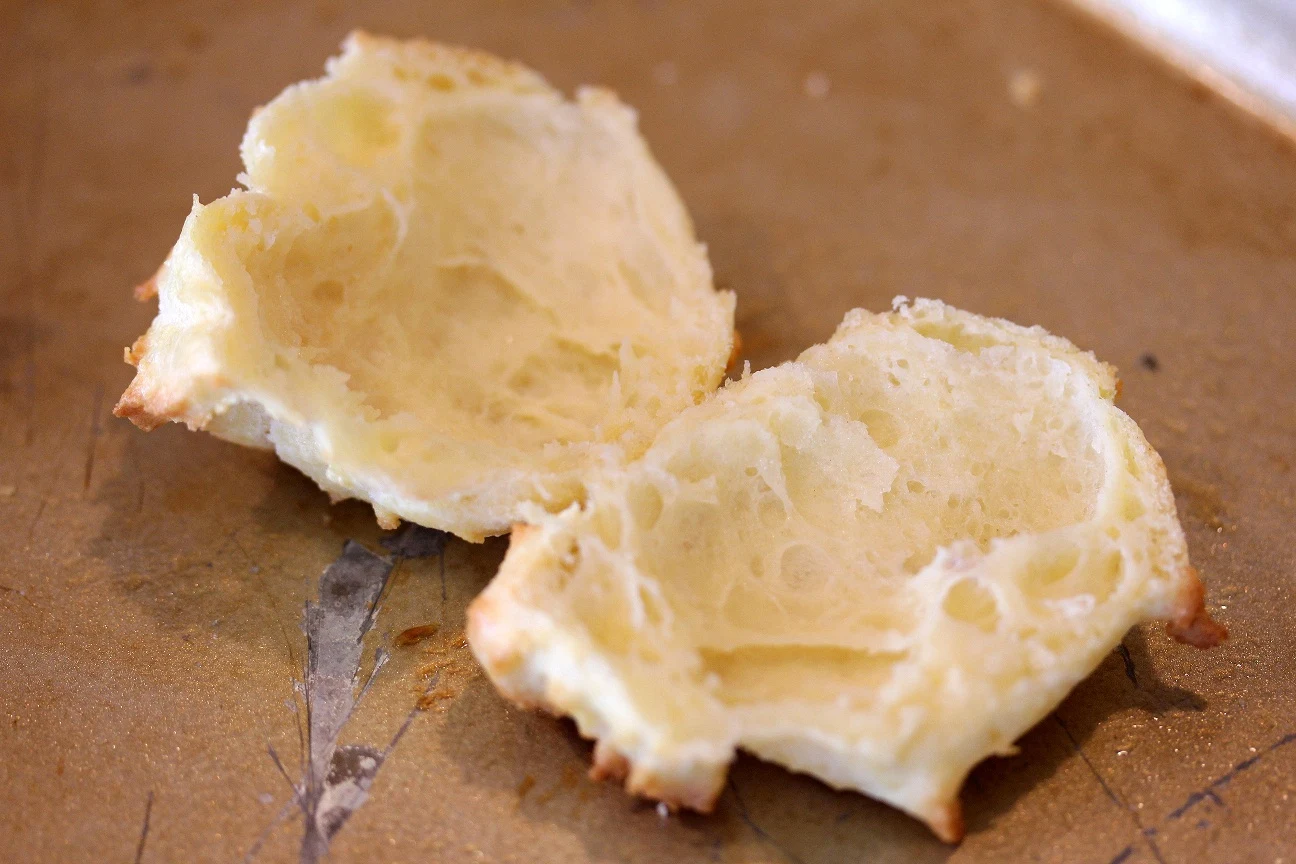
[926,801,965,844]
[133,272,159,302]
[1166,566,1229,649]
[724,330,743,376]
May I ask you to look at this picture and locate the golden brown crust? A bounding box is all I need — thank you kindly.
[113,379,178,432]
[586,736,722,811]
[115,333,177,430]
[133,270,160,302]
[926,800,966,844]
[473,528,727,815]
[588,740,631,783]
[627,771,720,813]
[112,402,170,432]
[1166,567,1228,648]
[373,506,400,530]
[509,523,538,544]
[586,730,728,813]
[725,330,743,376]
[124,334,148,367]
[466,532,533,679]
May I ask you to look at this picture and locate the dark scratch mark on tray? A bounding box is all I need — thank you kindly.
[1056,716,1120,807]
[1108,845,1133,864]
[0,583,36,612]
[299,541,393,862]
[134,790,154,864]
[1056,716,1166,864]
[19,52,48,450]
[1117,641,1138,688]
[82,381,104,492]
[245,540,439,863]
[727,776,806,864]
[1167,730,1296,821]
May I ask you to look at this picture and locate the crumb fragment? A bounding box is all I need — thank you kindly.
[394,623,440,646]
[803,70,830,100]
[1009,69,1041,107]
[1166,569,1229,649]
[416,689,454,710]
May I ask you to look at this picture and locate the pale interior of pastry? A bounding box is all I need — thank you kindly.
[115,33,735,541]
[468,298,1224,841]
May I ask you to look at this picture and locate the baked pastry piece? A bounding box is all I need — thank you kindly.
[468,298,1224,840]
[115,33,735,541]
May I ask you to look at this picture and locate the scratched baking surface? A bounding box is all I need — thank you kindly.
[2,1,1294,862]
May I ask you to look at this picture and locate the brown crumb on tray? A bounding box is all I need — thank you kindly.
[394,623,439,646]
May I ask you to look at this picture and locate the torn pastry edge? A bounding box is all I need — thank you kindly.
[113,387,177,432]
[468,527,728,817]
[1166,566,1228,649]
[469,526,968,837]
[134,269,160,302]
[113,327,197,433]
[468,521,1230,843]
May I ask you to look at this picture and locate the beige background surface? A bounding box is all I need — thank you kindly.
[2,1,1294,861]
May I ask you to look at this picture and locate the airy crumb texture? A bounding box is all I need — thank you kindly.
[115,33,735,541]
[468,298,1224,841]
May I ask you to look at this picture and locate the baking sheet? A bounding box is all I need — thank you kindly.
[1070,0,1296,139]
[2,1,1294,861]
